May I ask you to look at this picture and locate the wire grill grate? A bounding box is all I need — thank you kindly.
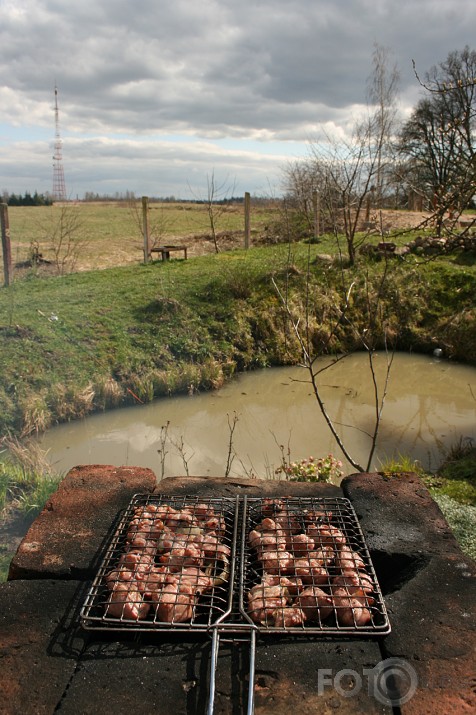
[81,494,239,632]
[239,496,390,635]
[81,494,390,637]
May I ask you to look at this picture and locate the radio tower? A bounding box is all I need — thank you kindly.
[52,84,67,201]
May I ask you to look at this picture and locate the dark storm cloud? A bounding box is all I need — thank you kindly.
[1,0,475,195]
[3,0,475,134]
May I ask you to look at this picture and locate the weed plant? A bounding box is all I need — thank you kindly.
[0,443,61,516]
[0,442,62,581]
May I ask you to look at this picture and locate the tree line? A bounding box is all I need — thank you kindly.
[2,191,53,206]
[282,45,476,264]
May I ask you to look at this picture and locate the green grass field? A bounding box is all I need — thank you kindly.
[5,200,280,272]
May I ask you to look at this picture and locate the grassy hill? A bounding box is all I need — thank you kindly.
[1,233,475,438]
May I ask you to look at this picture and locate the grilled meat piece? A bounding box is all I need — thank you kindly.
[145,566,214,601]
[258,574,304,596]
[177,566,215,594]
[261,498,285,517]
[287,533,315,555]
[332,585,373,626]
[248,516,288,558]
[158,543,204,569]
[188,502,215,518]
[200,515,227,537]
[260,501,304,535]
[133,504,175,521]
[257,517,281,532]
[197,532,231,559]
[156,531,188,553]
[309,546,335,567]
[185,504,226,535]
[248,527,287,555]
[248,577,291,625]
[117,551,154,571]
[333,570,374,594]
[259,550,295,575]
[302,509,333,525]
[334,545,366,571]
[136,565,169,597]
[105,582,151,621]
[126,516,155,541]
[164,509,197,530]
[297,585,334,622]
[275,512,303,535]
[125,536,158,556]
[307,523,346,548]
[154,579,197,623]
[292,557,329,585]
[105,567,136,588]
[272,606,306,628]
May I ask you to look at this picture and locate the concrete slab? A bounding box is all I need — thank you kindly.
[0,579,87,715]
[343,472,476,713]
[56,633,390,715]
[251,638,391,714]
[383,552,476,714]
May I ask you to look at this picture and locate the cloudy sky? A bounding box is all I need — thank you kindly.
[1,0,475,199]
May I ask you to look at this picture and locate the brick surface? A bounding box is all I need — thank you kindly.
[8,465,156,580]
[342,471,462,556]
[156,475,342,498]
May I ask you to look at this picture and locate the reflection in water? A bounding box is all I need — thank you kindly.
[38,353,476,479]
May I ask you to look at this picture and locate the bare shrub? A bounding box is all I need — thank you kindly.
[38,205,89,275]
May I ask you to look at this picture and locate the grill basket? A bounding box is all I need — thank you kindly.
[239,496,390,636]
[81,494,240,632]
[81,494,390,637]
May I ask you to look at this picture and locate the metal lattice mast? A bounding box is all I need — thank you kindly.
[52,84,67,201]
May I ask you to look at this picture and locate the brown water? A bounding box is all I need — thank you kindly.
[37,352,476,479]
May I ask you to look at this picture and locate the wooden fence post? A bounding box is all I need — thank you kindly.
[244,192,251,249]
[142,196,150,262]
[1,203,12,287]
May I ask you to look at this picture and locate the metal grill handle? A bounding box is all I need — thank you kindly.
[207,627,257,715]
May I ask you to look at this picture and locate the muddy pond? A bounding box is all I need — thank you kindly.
[37,352,476,480]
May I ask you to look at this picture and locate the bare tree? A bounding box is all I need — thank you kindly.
[39,204,88,275]
[190,171,236,253]
[401,47,476,235]
[273,259,397,472]
[282,46,402,264]
[308,122,381,265]
[367,43,401,208]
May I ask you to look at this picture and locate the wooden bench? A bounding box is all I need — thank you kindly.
[150,245,188,261]
[458,218,474,229]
